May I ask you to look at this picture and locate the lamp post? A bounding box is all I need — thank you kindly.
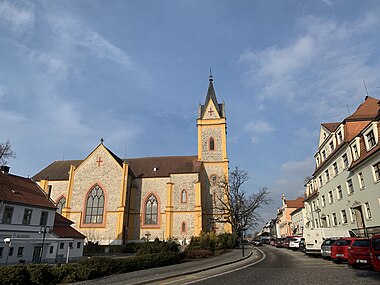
[4,238,11,266]
[39,226,50,263]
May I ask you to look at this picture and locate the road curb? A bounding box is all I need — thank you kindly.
[129,248,257,285]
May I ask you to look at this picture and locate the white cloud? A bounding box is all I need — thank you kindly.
[244,120,275,144]
[48,16,135,70]
[0,1,34,33]
[0,109,27,122]
[272,157,314,199]
[239,12,380,119]
[322,0,333,7]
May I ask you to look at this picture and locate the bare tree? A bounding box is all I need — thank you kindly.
[216,166,271,236]
[0,140,16,166]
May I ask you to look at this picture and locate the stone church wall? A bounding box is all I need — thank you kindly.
[47,180,68,203]
[70,147,124,244]
[201,126,224,161]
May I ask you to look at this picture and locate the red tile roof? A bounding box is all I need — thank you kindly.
[345,96,380,121]
[322,122,340,132]
[286,197,304,209]
[52,213,86,239]
[0,172,56,209]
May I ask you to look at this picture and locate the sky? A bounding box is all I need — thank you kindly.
[2,0,380,229]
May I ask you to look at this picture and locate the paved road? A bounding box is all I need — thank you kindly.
[195,245,380,285]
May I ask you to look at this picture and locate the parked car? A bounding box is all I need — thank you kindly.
[370,234,380,272]
[282,236,292,249]
[299,238,305,252]
[289,237,302,251]
[321,238,338,259]
[331,238,356,263]
[275,238,285,248]
[348,238,371,268]
[252,239,263,246]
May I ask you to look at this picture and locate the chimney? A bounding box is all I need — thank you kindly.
[1,166,10,174]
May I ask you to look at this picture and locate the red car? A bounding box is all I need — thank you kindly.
[331,238,356,263]
[370,234,380,272]
[347,238,371,268]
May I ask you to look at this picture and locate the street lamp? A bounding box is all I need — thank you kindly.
[39,226,51,263]
[4,238,11,266]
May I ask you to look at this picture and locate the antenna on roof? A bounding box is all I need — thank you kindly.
[363,80,369,98]
[346,104,351,116]
[62,150,65,161]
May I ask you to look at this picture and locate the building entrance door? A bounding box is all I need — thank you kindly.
[33,246,41,263]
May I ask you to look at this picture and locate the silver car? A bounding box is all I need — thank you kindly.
[321,238,338,259]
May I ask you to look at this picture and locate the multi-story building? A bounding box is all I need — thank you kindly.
[276,194,304,237]
[305,96,380,236]
[290,206,306,236]
[0,166,85,265]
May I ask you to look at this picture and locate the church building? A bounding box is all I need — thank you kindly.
[33,76,230,245]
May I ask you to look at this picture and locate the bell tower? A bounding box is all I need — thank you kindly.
[197,73,228,163]
[197,73,230,233]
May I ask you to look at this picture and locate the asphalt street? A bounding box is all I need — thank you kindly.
[196,245,380,285]
[74,245,380,285]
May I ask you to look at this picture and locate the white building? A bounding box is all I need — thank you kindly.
[290,207,305,236]
[305,96,380,237]
[0,167,85,265]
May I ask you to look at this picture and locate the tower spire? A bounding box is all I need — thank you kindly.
[209,67,213,82]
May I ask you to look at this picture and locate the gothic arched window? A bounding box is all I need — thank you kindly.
[56,197,66,214]
[85,185,104,224]
[145,194,158,225]
[181,190,187,203]
[209,137,215,151]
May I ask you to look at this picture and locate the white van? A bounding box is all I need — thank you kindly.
[304,228,355,255]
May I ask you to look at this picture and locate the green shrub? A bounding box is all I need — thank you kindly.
[137,239,179,255]
[83,242,142,256]
[217,233,239,249]
[189,232,238,251]
[0,252,181,284]
[28,264,58,285]
[0,265,31,285]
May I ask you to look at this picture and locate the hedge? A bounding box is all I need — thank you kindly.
[0,252,181,285]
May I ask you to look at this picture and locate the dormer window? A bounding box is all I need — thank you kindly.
[352,143,359,160]
[337,130,343,144]
[366,130,376,149]
[363,123,378,151]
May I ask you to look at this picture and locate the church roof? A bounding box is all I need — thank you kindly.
[33,156,202,181]
[125,156,202,178]
[0,172,56,209]
[199,76,225,118]
[33,160,82,181]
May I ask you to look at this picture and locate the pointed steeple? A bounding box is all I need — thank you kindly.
[199,72,225,119]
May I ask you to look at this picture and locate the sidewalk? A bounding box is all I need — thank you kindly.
[75,247,261,285]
